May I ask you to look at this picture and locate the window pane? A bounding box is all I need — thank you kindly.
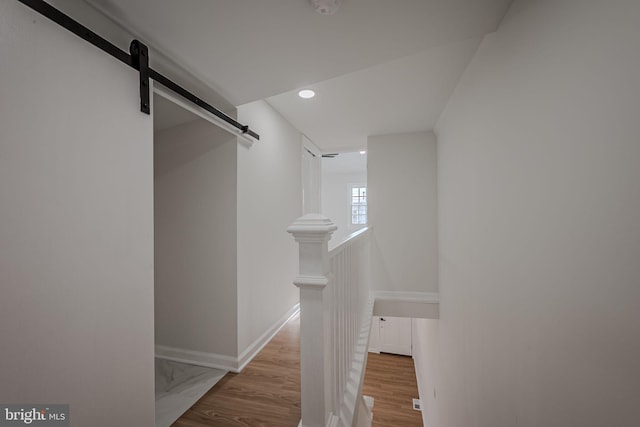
[351,186,367,225]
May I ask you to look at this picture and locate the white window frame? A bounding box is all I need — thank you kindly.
[350,184,367,226]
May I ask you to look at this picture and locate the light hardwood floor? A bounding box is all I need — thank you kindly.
[173,314,301,426]
[172,313,422,426]
[362,353,423,427]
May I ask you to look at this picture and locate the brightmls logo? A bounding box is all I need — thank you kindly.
[0,405,68,426]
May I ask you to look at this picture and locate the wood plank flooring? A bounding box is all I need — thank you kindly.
[172,314,301,427]
[362,353,423,427]
[172,313,423,426]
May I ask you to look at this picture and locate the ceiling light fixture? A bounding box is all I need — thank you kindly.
[298,89,316,99]
[360,150,367,155]
[309,0,342,15]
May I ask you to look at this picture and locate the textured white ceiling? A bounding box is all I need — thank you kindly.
[86,0,512,150]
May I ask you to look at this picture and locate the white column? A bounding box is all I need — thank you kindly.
[287,214,337,427]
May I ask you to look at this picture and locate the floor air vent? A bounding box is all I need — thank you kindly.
[412,398,422,411]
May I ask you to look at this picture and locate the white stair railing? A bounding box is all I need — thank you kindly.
[288,214,373,427]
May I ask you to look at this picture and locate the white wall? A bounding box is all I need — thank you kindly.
[435,0,640,425]
[368,132,438,292]
[155,100,304,368]
[302,135,322,215]
[322,171,367,244]
[236,100,302,357]
[0,2,154,425]
[412,319,439,427]
[154,119,238,357]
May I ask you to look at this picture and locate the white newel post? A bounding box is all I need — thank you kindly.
[287,214,337,427]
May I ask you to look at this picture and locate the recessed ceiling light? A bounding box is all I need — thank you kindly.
[360,150,367,155]
[298,89,315,99]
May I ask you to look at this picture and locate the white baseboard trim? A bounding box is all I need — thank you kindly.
[155,303,301,373]
[237,303,300,372]
[154,345,239,372]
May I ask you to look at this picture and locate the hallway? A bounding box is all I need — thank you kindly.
[171,312,423,426]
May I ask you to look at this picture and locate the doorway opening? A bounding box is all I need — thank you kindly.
[153,91,237,426]
[320,150,368,245]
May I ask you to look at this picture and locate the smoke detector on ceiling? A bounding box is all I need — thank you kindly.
[310,0,342,15]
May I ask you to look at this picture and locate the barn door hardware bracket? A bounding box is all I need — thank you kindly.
[15,0,260,140]
[130,40,150,115]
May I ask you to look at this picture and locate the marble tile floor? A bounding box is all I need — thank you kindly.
[155,358,227,427]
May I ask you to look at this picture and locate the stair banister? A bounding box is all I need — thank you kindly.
[287,214,337,427]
